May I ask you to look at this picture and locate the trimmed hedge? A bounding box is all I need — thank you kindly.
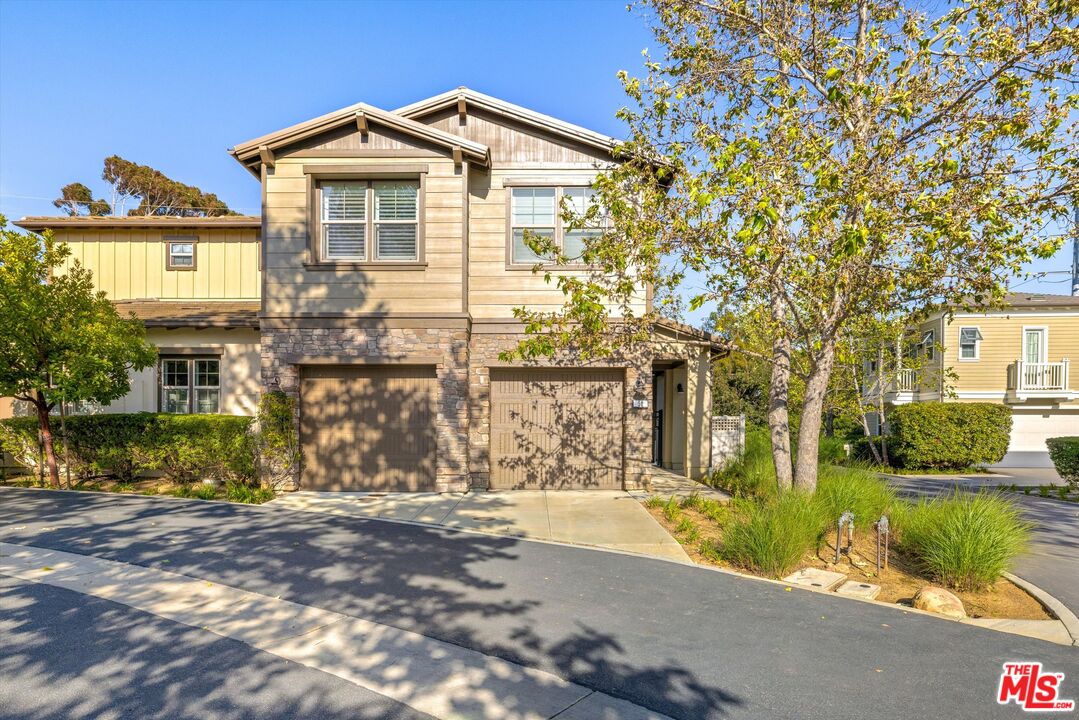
[887,402,1012,470]
[1047,437,1079,486]
[0,413,255,483]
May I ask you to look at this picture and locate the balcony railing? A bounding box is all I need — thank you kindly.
[1008,359,1070,393]
[895,369,917,393]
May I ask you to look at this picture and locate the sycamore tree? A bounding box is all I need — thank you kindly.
[510,0,1078,492]
[0,219,155,487]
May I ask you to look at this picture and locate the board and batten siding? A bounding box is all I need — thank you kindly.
[262,152,465,316]
[55,228,260,301]
[944,312,1079,408]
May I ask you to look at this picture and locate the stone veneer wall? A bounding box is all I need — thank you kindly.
[467,332,654,491]
[260,325,470,493]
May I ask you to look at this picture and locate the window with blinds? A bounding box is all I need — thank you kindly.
[374,181,419,261]
[319,180,419,262]
[321,182,367,260]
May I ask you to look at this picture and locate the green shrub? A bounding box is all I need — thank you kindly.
[714,428,778,499]
[722,493,827,577]
[140,415,255,482]
[899,492,1030,591]
[887,402,1012,470]
[814,465,897,526]
[255,390,301,490]
[0,413,255,483]
[817,436,849,465]
[224,481,274,504]
[171,483,219,500]
[1046,437,1079,486]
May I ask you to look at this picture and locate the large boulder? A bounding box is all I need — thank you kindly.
[912,586,966,619]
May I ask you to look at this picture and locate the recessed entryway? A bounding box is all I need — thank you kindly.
[299,364,437,491]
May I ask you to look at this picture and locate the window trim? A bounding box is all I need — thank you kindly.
[1022,325,1049,364]
[165,236,197,271]
[921,329,936,362]
[304,164,427,270]
[958,325,981,362]
[158,355,221,414]
[504,181,605,270]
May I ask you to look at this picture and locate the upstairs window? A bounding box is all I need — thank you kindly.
[509,185,607,266]
[321,182,367,261]
[166,238,196,270]
[318,180,419,263]
[921,330,935,361]
[958,327,982,360]
[374,181,419,261]
[511,187,556,264]
[161,357,220,414]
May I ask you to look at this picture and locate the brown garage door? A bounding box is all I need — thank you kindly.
[300,365,436,491]
[490,368,624,490]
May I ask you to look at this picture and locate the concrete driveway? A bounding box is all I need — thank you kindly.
[267,490,692,562]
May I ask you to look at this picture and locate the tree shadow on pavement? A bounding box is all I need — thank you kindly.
[0,489,746,719]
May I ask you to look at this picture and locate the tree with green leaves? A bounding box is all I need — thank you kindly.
[509,0,1078,493]
[53,182,111,217]
[0,218,156,487]
[58,156,233,218]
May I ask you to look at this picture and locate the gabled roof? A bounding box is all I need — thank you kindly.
[16,215,261,232]
[999,292,1079,308]
[229,102,490,176]
[396,87,620,155]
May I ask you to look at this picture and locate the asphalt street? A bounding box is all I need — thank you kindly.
[0,488,1076,720]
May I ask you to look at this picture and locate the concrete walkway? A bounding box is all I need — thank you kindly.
[267,490,692,563]
[0,542,668,720]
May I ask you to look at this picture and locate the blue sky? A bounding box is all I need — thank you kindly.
[1,0,1075,323]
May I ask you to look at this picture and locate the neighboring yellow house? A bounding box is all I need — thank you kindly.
[877,293,1079,468]
[6,88,723,490]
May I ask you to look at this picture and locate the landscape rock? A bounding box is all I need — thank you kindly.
[912,586,966,619]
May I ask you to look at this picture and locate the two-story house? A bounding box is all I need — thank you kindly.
[12,88,721,491]
[873,293,1079,468]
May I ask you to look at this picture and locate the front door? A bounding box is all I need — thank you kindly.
[1024,328,1047,364]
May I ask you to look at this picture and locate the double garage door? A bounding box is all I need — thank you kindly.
[300,365,625,491]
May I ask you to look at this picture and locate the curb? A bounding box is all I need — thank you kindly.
[3,485,1074,647]
[1004,572,1079,647]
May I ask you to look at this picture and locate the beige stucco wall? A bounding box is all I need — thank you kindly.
[54,227,260,301]
[104,328,261,416]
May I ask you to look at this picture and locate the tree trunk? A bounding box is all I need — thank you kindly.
[768,306,794,491]
[34,391,60,489]
[58,401,71,489]
[877,346,889,466]
[794,338,838,492]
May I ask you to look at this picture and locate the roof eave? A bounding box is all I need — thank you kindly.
[228,103,490,172]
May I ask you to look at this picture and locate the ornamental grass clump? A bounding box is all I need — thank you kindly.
[899,492,1030,591]
[814,465,897,527]
[722,493,826,577]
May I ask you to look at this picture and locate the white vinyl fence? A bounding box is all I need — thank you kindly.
[711,415,746,471]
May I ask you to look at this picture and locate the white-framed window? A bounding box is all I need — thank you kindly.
[374,181,419,261]
[161,357,220,414]
[166,239,196,270]
[921,330,935,361]
[319,180,420,263]
[510,187,557,265]
[321,182,367,261]
[958,326,982,360]
[1023,327,1048,364]
[510,185,607,266]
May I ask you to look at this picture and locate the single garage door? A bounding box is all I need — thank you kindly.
[995,410,1079,468]
[300,365,436,491]
[490,368,624,490]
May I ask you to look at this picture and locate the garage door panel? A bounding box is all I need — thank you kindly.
[491,368,624,490]
[300,365,436,492]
